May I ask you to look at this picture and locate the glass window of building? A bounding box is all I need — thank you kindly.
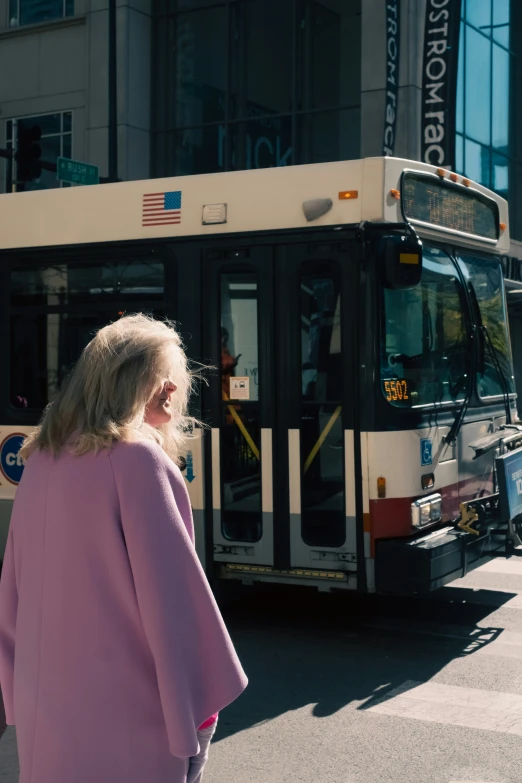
[5,112,72,193]
[152,0,361,178]
[456,0,522,240]
[9,0,74,27]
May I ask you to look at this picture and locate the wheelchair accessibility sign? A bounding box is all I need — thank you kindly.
[420,438,432,467]
[0,433,26,485]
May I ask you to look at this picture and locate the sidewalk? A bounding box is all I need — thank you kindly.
[0,728,18,782]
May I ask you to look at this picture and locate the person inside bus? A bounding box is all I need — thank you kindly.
[0,313,248,783]
[221,325,241,400]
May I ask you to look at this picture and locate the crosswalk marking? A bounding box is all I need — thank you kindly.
[435,555,522,608]
[477,629,522,660]
[368,680,522,735]
[448,557,522,582]
[365,612,522,661]
[475,557,522,575]
[442,583,522,608]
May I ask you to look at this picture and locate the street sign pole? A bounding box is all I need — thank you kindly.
[108,0,118,183]
[0,148,14,192]
[56,157,99,186]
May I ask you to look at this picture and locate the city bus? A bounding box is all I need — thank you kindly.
[0,156,520,596]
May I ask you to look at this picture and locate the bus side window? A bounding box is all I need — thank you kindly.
[9,257,165,411]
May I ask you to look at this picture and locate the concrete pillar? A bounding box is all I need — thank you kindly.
[361,0,425,161]
[86,0,151,181]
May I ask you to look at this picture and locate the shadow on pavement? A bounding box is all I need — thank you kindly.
[0,582,515,758]
[215,582,515,741]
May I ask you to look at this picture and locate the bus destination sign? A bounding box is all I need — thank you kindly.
[402,172,499,241]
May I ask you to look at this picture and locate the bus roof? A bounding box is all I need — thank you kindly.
[0,156,510,255]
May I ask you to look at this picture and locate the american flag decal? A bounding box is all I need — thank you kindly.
[142,191,182,226]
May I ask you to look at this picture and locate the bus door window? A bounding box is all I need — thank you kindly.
[10,258,165,411]
[300,265,345,548]
[381,246,470,408]
[219,273,261,543]
[457,254,515,400]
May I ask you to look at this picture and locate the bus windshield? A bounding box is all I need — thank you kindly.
[381,245,515,408]
[381,245,470,408]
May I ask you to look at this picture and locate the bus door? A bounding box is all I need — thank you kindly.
[278,241,358,577]
[455,251,516,505]
[202,238,359,583]
[202,245,274,568]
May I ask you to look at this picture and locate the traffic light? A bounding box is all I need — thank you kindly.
[15,125,42,185]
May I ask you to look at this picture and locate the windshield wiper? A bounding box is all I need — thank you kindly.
[444,274,477,446]
[444,334,475,445]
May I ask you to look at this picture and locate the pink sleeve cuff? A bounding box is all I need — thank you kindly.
[198,713,218,730]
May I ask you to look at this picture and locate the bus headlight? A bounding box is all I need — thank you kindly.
[411,493,443,529]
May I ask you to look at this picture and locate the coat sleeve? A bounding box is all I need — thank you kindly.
[109,441,247,759]
[0,526,18,725]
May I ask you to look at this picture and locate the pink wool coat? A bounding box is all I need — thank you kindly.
[0,439,248,783]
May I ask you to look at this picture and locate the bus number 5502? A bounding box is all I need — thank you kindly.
[384,379,409,402]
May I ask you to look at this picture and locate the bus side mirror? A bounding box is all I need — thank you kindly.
[380,234,423,289]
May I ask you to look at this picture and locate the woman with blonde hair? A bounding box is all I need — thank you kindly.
[0,313,247,783]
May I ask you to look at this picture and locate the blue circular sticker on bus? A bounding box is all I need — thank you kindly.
[0,434,26,485]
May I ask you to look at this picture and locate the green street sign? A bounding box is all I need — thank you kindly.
[57,157,99,186]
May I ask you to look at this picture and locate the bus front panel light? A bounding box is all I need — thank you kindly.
[411,493,443,529]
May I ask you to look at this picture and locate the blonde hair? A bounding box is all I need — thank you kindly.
[21,313,196,462]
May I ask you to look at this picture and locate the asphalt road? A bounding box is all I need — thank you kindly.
[2,555,522,782]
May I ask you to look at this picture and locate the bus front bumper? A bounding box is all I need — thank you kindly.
[374,525,494,595]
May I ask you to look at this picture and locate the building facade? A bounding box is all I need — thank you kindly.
[0,0,152,187]
[0,0,520,242]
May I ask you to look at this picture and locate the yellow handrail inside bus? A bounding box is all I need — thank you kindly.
[222,391,260,462]
[221,394,341,470]
[304,405,342,474]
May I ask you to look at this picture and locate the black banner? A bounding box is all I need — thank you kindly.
[383,0,400,156]
[421,0,462,169]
